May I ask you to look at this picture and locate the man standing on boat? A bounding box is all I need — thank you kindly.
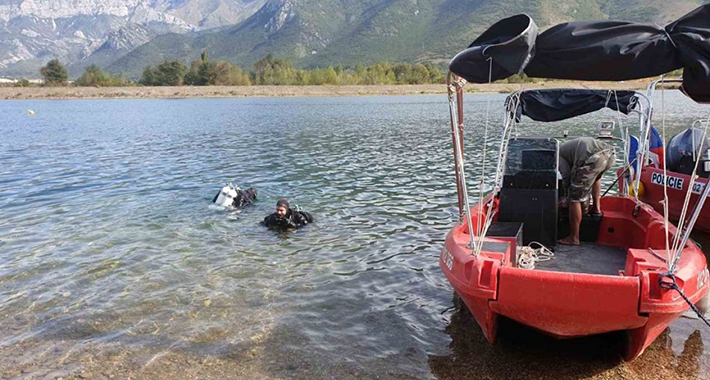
[558,137,615,245]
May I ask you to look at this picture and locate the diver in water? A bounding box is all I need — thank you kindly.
[263,199,314,231]
[213,183,258,209]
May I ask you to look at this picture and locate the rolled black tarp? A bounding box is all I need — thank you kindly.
[449,14,537,83]
[510,89,638,122]
[449,4,710,103]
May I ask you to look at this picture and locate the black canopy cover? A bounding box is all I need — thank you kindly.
[510,89,637,122]
[449,5,710,103]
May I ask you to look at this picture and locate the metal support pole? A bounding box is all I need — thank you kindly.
[447,73,464,220]
[446,73,476,255]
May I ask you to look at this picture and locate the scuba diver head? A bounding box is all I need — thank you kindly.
[275,199,290,219]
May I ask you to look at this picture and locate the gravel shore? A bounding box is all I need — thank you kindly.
[0,81,651,100]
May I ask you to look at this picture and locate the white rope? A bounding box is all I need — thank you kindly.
[473,91,522,256]
[671,115,710,256]
[474,58,493,255]
[517,242,555,270]
[670,113,710,272]
[660,76,671,265]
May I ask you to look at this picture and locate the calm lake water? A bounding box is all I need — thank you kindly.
[0,91,709,380]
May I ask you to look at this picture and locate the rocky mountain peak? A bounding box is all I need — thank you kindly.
[0,0,266,77]
[263,0,296,33]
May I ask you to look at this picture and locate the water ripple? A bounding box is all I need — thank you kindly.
[0,94,708,379]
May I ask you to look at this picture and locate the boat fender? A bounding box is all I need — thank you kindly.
[214,183,238,207]
[629,181,645,197]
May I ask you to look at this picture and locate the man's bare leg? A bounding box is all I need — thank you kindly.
[591,180,602,214]
[560,201,582,245]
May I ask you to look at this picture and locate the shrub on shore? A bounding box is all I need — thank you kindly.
[75,65,130,87]
[184,52,251,86]
[251,55,444,85]
[13,79,31,87]
[46,53,448,87]
[139,60,188,86]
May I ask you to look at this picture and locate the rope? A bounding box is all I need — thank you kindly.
[517,242,554,270]
[601,157,638,198]
[670,114,710,266]
[474,58,494,255]
[660,77,672,266]
[473,90,522,256]
[658,272,710,327]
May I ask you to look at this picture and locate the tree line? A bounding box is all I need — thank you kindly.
[32,54,446,87]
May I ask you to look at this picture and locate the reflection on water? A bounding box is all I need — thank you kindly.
[0,92,708,379]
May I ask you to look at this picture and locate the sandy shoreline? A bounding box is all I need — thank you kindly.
[0,81,651,100]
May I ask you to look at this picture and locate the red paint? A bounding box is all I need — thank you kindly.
[439,195,709,361]
[632,166,710,232]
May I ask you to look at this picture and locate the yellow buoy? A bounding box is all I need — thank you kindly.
[28,110,35,115]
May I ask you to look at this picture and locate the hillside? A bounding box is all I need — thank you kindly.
[2,0,708,79]
[0,0,266,77]
[105,0,708,79]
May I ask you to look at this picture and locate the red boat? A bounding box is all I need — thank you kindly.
[620,79,710,232]
[629,166,710,233]
[441,193,708,360]
[439,6,710,361]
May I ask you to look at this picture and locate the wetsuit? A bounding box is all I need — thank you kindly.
[263,209,314,231]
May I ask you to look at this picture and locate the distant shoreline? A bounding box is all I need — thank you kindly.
[0,81,653,100]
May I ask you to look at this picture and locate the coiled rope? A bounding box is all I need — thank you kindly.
[516,242,554,270]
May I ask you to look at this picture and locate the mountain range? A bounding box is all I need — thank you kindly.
[1,0,708,79]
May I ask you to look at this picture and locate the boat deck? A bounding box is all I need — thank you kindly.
[534,243,627,276]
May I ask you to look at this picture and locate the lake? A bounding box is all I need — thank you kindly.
[0,91,708,379]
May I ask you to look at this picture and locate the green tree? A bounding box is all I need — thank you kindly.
[139,66,158,86]
[183,61,203,85]
[254,54,297,85]
[156,60,188,86]
[139,60,188,86]
[323,67,338,84]
[221,63,251,86]
[75,65,126,87]
[184,60,251,86]
[355,63,365,75]
[40,59,68,86]
[295,70,311,85]
[393,63,413,84]
[423,63,444,83]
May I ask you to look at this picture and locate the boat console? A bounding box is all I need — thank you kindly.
[497,137,559,247]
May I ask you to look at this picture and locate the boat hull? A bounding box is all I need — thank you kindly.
[440,196,709,361]
[633,166,710,233]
